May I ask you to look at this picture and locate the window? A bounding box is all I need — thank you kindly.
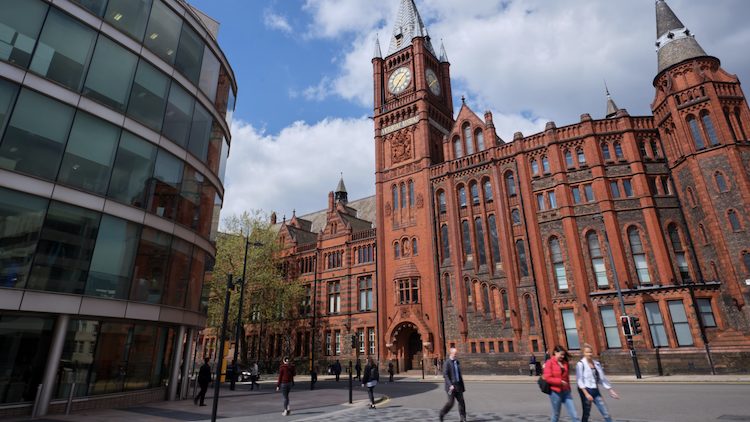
[516,240,529,277]
[335,331,341,355]
[325,332,331,355]
[623,179,633,197]
[187,104,213,161]
[489,341,495,353]
[628,227,651,284]
[130,227,171,303]
[368,328,375,355]
[127,60,170,131]
[688,116,706,149]
[30,9,97,91]
[300,285,311,316]
[531,159,539,176]
[650,139,661,159]
[162,238,193,308]
[610,181,621,199]
[412,238,418,255]
[148,150,183,220]
[392,185,398,210]
[462,220,472,259]
[465,278,473,305]
[483,180,493,202]
[600,306,622,348]
[174,24,204,85]
[548,191,557,209]
[408,180,415,207]
[536,193,545,211]
[564,150,574,168]
[464,124,474,155]
[476,130,485,150]
[715,172,728,192]
[438,190,447,214]
[398,278,419,304]
[697,299,717,327]
[479,342,486,353]
[488,215,502,266]
[453,137,463,158]
[661,177,673,196]
[328,282,341,314]
[501,290,510,321]
[601,143,611,161]
[444,273,452,303]
[668,300,694,346]
[0,88,75,180]
[736,108,747,140]
[511,209,521,225]
[587,232,608,287]
[505,172,517,196]
[0,79,18,134]
[359,276,373,311]
[645,302,668,347]
[482,285,491,316]
[668,224,690,281]
[0,187,49,289]
[561,309,580,350]
[572,186,582,204]
[550,237,567,290]
[440,224,450,261]
[475,218,487,266]
[525,295,535,327]
[458,186,467,207]
[163,82,195,147]
[83,36,139,112]
[728,210,741,231]
[0,0,48,68]
[470,182,480,205]
[541,155,550,173]
[639,141,649,159]
[144,0,182,65]
[701,112,720,146]
[576,148,586,166]
[744,252,750,275]
[470,343,477,353]
[400,183,406,209]
[73,0,108,17]
[357,328,365,353]
[614,142,624,159]
[686,187,696,208]
[699,224,708,244]
[583,184,594,202]
[199,48,221,101]
[108,131,157,208]
[105,0,153,41]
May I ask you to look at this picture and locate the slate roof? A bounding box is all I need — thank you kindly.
[387,0,436,56]
[655,0,708,73]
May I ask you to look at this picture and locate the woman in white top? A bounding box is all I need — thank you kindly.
[576,344,619,422]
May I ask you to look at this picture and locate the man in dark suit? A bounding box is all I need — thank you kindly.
[439,347,467,422]
[194,357,211,406]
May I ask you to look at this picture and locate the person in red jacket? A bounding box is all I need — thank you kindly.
[543,345,580,422]
[276,357,296,416]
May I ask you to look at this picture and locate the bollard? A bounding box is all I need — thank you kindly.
[31,384,43,418]
[65,383,76,415]
[348,360,353,404]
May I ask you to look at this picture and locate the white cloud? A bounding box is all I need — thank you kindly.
[263,9,293,34]
[302,0,393,39]
[221,117,375,222]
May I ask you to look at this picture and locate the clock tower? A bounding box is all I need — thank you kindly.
[373,0,455,369]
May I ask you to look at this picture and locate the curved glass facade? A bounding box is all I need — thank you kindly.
[0,0,236,409]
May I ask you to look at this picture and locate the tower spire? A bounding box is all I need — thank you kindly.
[335,173,348,204]
[374,34,382,59]
[655,0,708,73]
[605,81,620,118]
[387,0,435,56]
[439,39,448,62]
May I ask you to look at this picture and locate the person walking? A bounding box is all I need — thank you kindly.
[576,344,619,422]
[543,346,580,422]
[228,359,238,391]
[332,360,342,382]
[361,357,380,409]
[388,361,394,383]
[439,347,467,422]
[249,361,260,391]
[194,357,211,406]
[529,354,537,376]
[355,359,362,381]
[276,357,295,416]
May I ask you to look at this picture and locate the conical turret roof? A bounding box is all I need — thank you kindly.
[655,0,708,74]
[387,0,436,56]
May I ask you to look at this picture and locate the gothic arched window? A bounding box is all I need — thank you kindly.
[391,185,398,209]
[461,220,472,258]
[400,183,406,208]
[408,180,415,207]
[687,115,706,150]
[444,273,452,303]
[743,251,750,275]
[587,231,608,287]
[564,149,574,168]
[628,227,651,284]
[686,187,697,208]
[541,155,550,173]
[437,190,446,214]
[511,209,521,225]
[470,181,480,205]
[440,224,450,262]
[453,136,463,158]
[701,111,720,146]
[464,124,474,155]
[505,171,517,196]
[613,142,624,159]
[525,294,536,327]
[728,209,742,231]
[394,242,400,259]
[601,143,611,161]
[576,148,586,165]
[412,238,418,256]
[475,217,487,266]
[457,185,467,208]
[668,224,690,281]
[464,277,473,305]
[488,215,501,266]
[482,284,491,316]
[735,107,747,140]
[516,239,529,277]
[715,171,729,192]
[483,179,493,202]
[476,129,485,151]
[549,237,567,290]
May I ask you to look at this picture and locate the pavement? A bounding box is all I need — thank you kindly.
[10,373,750,422]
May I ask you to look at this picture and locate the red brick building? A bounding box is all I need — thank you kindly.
[251,0,750,374]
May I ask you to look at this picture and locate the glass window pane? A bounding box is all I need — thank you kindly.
[85,215,139,299]
[130,227,171,303]
[143,0,181,65]
[218,136,229,182]
[187,103,212,161]
[30,9,96,91]
[0,0,48,68]
[668,300,694,346]
[124,324,160,390]
[83,36,138,112]
[174,25,203,85]
[55,319,99,399]
[89,322,129,394]
[0,187,48,289]
[162,82,194,147]
[186,247,206,312]
[148,149,183,220]
[162,237,192,308]
[108,131,157,208]
[600,306,622,348]
[698,299,717,327]
[176,165,203,230]
[127,60,169,131]
[0,79,19,136]
[27,201,101,294]
[104,0,153,41]
[0,315,54,404]
[197,183,215,238]
[562,309,580,350]
[645,302,669,347]
[57,112,120,194]
[199,47,220,101]
[71,0,108,17]
[205,121,223,175]
[0,89,75,180]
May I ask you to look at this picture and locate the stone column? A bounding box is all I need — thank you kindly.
[180,328,196,399]
[37,314,70,416]
[168,325,186,401]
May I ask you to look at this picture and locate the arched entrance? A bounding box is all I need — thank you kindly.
[392,322,423,371]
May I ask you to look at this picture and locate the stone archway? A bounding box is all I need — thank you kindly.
[391,322,423,372]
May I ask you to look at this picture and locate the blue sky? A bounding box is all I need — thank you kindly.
[188,0,750,223]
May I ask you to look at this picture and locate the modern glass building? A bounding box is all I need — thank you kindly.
[0,0,236,416]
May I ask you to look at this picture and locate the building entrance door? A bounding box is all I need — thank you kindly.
[393,323,422,371]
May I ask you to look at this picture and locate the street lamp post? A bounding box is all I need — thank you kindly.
[231,235,263,390]
[212,273,236,422]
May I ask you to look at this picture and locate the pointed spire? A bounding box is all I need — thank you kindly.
[439,39,448,62]
[655,0,708,74]
[373,34,382,59]
[335,173,348,204]
[387,0,436,56]
[605,82,620,118]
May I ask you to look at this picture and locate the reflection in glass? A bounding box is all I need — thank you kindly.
[56,319,100,399]
[187,104,212,161]
[83,36,138,112]
[143,0,182,65]
[205,121,223,175]
[0,315,54,404]
[0,187,48,289]
[186,248,206,311]
[0,89,75,180]
[89,322,129,395]
[130,227,171,303]
[162,237,192,308]
[0,0,48,68]
[71,0,108,17]
[29,9,96,91]
[0,79,19,136]
[104,0,153,41]
[162,82,194,147]
[108,131,157,208]
[198,183,216,238]
[210,193,222,242]
[57,112,120,194]
[176,166,203,230]
[127,60,169,131]
[174,25,203,85]
[199,47,220,101]
[124,324,158,391]
[218,137,229,182]
[86,215,139,299]
[27,201,101,294]
[200,256,214,313]
[148,150,183,220]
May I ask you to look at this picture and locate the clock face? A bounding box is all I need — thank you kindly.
[388,67,412,95]
[425,68,441,95]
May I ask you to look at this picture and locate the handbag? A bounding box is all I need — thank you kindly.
[537,376,551,395]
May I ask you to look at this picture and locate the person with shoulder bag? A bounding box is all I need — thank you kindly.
[576,344,619,422]
[276,357,295,416]
[361,357,379,409]
[543,346,580,422]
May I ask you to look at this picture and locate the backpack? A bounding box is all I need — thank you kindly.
[537,376,551,394]
[370,366,378,380]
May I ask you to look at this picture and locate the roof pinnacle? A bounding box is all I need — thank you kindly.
[655,0,708,73]
[374,34,382,59]
[387,0,436,56]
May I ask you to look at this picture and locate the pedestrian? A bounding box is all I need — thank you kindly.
[543,345,580,422]
[276,357,295,416]
[194,357,211,406]
[333,359,342,382]
[249,361,260,391]
[310,366,318,390]
[228,359,238,391]
[439,347,467,422]
[362,357,380,409]
[388,361,394,383]
[529,354,537,376]
[355,359,362,381]
[576,344,619,422]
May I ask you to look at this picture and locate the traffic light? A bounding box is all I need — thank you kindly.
[620,315,632,336]
[351,334,357,349]
[631,315,642,335]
